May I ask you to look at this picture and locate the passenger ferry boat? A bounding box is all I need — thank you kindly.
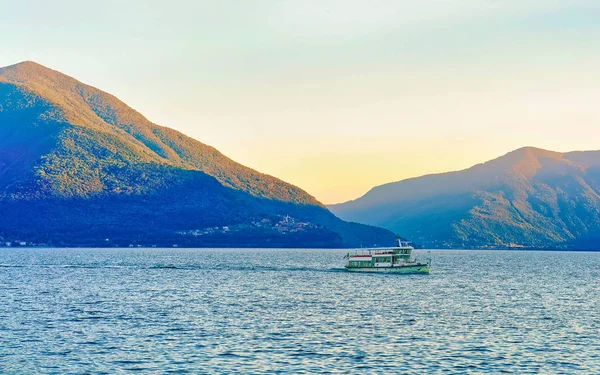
[344,238,430,274]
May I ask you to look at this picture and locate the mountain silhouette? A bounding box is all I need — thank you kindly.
[0,61,394,247]
[330,147,600,249]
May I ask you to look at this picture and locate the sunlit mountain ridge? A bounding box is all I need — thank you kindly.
[0,61,394,247]
[330,147,600,249]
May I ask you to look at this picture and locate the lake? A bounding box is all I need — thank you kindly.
[1,248,599,374]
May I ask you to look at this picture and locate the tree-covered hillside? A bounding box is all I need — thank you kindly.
[0,61,395,248]
[330,147,600,250]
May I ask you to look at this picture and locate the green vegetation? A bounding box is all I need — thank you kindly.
[330,147,600,250]
[0,61,395,248]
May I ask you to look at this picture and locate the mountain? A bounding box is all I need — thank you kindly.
[0,61,395,247]
[329,147,600,250]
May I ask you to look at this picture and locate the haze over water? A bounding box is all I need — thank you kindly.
[1,248,599,374]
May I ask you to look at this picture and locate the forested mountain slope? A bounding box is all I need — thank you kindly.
[330,147,600,249]
[0,61,394,247]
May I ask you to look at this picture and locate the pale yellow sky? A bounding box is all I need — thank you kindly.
[154,60,600,203]
[2,1,599,203]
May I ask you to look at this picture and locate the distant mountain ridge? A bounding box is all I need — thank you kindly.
[0,61,395,247]
[329,147,600,249]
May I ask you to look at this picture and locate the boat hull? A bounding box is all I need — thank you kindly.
[345,264,430,274]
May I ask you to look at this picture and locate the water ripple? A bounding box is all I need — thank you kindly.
[1,248,599,374]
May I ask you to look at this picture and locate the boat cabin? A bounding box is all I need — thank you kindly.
[345,242,414,268]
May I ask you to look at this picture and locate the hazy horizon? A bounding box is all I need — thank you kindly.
[2,0,599,203]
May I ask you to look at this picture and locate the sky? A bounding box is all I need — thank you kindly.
[1,0,600,203]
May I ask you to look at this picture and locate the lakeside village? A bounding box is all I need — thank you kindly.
[177,215,319,237]
[0,215,320,248]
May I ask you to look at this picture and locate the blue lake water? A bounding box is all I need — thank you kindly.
[1,248,599,374]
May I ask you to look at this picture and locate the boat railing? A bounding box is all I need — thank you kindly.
[412,250,432,266]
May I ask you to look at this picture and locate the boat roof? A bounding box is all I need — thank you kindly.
[352,246,413,251]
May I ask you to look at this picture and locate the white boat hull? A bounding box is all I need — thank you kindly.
[345,264,430,274]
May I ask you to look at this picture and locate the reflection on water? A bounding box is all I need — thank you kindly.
[1,248,599,374]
